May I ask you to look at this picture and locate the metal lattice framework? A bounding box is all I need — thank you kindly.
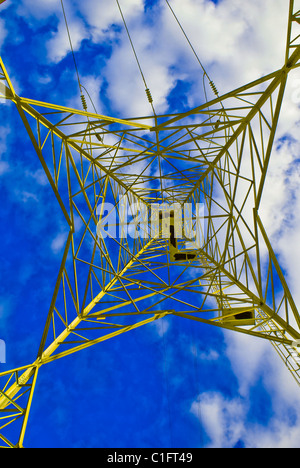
[0,0,300,448]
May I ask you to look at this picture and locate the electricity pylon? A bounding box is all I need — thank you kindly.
[0,0,300,449]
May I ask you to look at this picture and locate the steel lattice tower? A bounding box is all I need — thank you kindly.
[0,0,300,448]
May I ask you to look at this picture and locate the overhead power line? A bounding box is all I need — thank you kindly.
[60,0,82,92]
[164,0,219,99]
[115,0,156,113]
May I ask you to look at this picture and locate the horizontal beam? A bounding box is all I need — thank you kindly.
[18,97,153,131]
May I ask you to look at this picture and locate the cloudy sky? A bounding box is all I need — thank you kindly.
[1,0,300,449]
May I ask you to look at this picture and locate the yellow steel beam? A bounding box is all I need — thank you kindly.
[0,237,159,412]
[1,0,300,448]
[18,96,152,130]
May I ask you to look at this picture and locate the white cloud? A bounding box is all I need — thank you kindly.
[223,330,275,396]
[43,0,145,67]
[191,383,300,448]
[102,34,173,116]
[190,329,300,447]
[217,327,300,447]
[51,231,69,254]
[26,169,48,186]
[37,0,293,118]
[5,0,300,447]
[46,16,89,64]
[16,0,89,64]
[16,0,61,21]
[15,190,39,203]
[151,316,171,337]
[0,125,10,176]
[191,391,246,448]
[245,420,300,449]
[199,348,219,361]
[0,18,8,52]
[190,344,219,361]
[77,0,144,42]
[0,160,9,176]
[37,74,53,85]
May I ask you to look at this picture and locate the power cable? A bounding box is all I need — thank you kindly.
[60,0,82,93]
[60,0,100,115]
[115,0,156,114]
[164,0,220,100]
[60,0,104,147]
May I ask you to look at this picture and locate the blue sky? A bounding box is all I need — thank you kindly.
[1,0,300,449]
